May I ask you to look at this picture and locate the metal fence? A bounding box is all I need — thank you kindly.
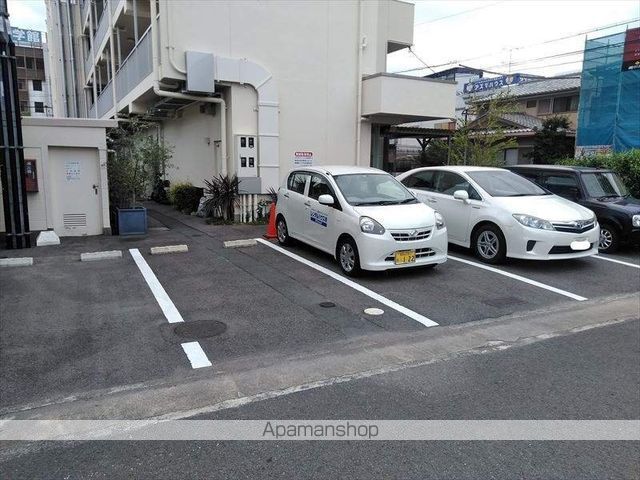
[115,27,152,102]
[97,80,114,117]
[94,9,109,50]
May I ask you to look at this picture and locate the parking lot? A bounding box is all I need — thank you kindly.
[1,204,638,414]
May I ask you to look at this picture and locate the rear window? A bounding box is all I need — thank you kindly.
[287,172,309,194]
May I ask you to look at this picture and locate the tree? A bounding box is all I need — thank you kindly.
[447,93,518,167]
[527,116,575,164]
[106,119,174,208]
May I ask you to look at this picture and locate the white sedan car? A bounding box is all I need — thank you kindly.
[276,166,447,275]
[396,166,600,263]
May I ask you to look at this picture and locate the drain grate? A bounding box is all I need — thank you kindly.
[173,320,227,340]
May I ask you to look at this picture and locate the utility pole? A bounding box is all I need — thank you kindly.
[0,0,31,248]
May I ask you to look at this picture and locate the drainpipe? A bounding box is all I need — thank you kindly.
[355,0,364,166]
[64,0,78,116]
[150,0,227,174]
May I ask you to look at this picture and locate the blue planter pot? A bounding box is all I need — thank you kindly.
[117,207,147,236]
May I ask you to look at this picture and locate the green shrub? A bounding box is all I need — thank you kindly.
[555,149,640,198]
[169,182,204,213]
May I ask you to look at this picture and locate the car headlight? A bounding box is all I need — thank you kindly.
[513,214,555,231]
[360,216,385,235]
[434,211,445,230]
[633,215,640,228]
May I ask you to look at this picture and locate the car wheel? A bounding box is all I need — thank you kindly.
[598,223,619,253]
[276,216,291,246]
[473,225,507,264]
[337,237,361,276]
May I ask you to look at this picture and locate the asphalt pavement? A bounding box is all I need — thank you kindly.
[1,320,638,479]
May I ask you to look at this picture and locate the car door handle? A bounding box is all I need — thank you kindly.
[283,193,289,198]
[428,198,437,203]
[304,201,311,207]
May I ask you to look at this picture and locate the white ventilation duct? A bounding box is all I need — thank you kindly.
[215,57,280,192]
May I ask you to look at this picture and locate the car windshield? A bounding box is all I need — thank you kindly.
[333,173,417,206]
[581,172,629,198]
[467,170,549,197]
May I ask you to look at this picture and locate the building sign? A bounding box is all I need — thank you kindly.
[65,160,81,181]
[293,151,313,167]
[622,27,640,71]
[463,74,525,94]
[10,27,42,46]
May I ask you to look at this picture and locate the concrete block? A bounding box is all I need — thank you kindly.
[80,250,123,262]
[150,244,189,255]
[0,257,34,267]
[223,239,257,249]
[36,230,60,246]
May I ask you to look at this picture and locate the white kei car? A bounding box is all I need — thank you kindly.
[276,166,448,275]
[396,166,600,264]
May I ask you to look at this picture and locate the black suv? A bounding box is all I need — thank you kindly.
[508,165,640,253]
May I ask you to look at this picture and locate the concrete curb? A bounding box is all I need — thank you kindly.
[0,257,33,267]
[150,245,189,255]
[80,250,123,262]
[223,239,257,249]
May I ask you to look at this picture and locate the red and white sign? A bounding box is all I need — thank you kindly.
[293,151,313,167]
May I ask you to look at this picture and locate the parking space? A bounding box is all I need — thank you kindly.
[1,205,637,415]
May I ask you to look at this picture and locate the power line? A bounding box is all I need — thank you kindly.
[408,46,436,74]
[413,1,503,27]
[392,17,639,75]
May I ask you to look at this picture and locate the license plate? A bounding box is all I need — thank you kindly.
[394,249,416,265]
[570,240,590,251]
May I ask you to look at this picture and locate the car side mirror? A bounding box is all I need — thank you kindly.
[453,190,470,203]
[318,194,334,206]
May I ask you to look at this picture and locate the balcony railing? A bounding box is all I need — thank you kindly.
[88,102,96,119]
[115,27,153,102]
[94,8,110,50]
[97,80,114,117]
[110,0,123,18]
[84,48,93,79]
[81,0,91,27]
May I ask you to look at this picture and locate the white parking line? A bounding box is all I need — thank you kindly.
[447,255,588,302]
[593,255,640,269]
[129,248,212,369]
[181,342,213,369]
[255,238,439,328]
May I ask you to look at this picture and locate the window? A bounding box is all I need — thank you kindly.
[308,174,333,201]
[402,170,436,191]
[467,170,548,197]
[34,102,44,113]
[434,171,481,200]
[25,57,34,69]
[541,174,580,199]
[35,58,44,70]
[32,80,42,91]
[333,173,416,206]
[526,99,537,108]
[537,98,551,114]
[17,80,25,90]
[552,95,578,113]
[20,101,29,114]
[287,172,309,194]
[16,56,25,68]
[581,172,628,198]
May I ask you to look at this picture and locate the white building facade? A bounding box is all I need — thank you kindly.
[47,0,455,195]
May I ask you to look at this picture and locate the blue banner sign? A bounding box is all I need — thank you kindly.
[10,28,42,46]
[463,74,525,94]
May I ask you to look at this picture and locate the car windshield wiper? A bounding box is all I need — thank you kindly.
[354,200,398,206]
[399,198,417,204]
[597,194,621,200]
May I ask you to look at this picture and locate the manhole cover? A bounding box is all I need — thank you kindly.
[174,320,227,339]
[319,302,336,308]
[364,307,384,316]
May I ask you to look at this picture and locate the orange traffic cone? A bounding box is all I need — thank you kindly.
[264,202,277,239]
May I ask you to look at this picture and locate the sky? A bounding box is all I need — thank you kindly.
[7,0,640,77]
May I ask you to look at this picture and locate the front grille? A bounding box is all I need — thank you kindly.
[552,221,596,234]
[390,229,432,242]
[385,248,435,262]
[549,243,594,254]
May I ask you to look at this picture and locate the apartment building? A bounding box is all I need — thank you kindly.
[12,27,52,117]
[46,0,455,196]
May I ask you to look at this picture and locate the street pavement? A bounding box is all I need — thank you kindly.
[1,320,638,479]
